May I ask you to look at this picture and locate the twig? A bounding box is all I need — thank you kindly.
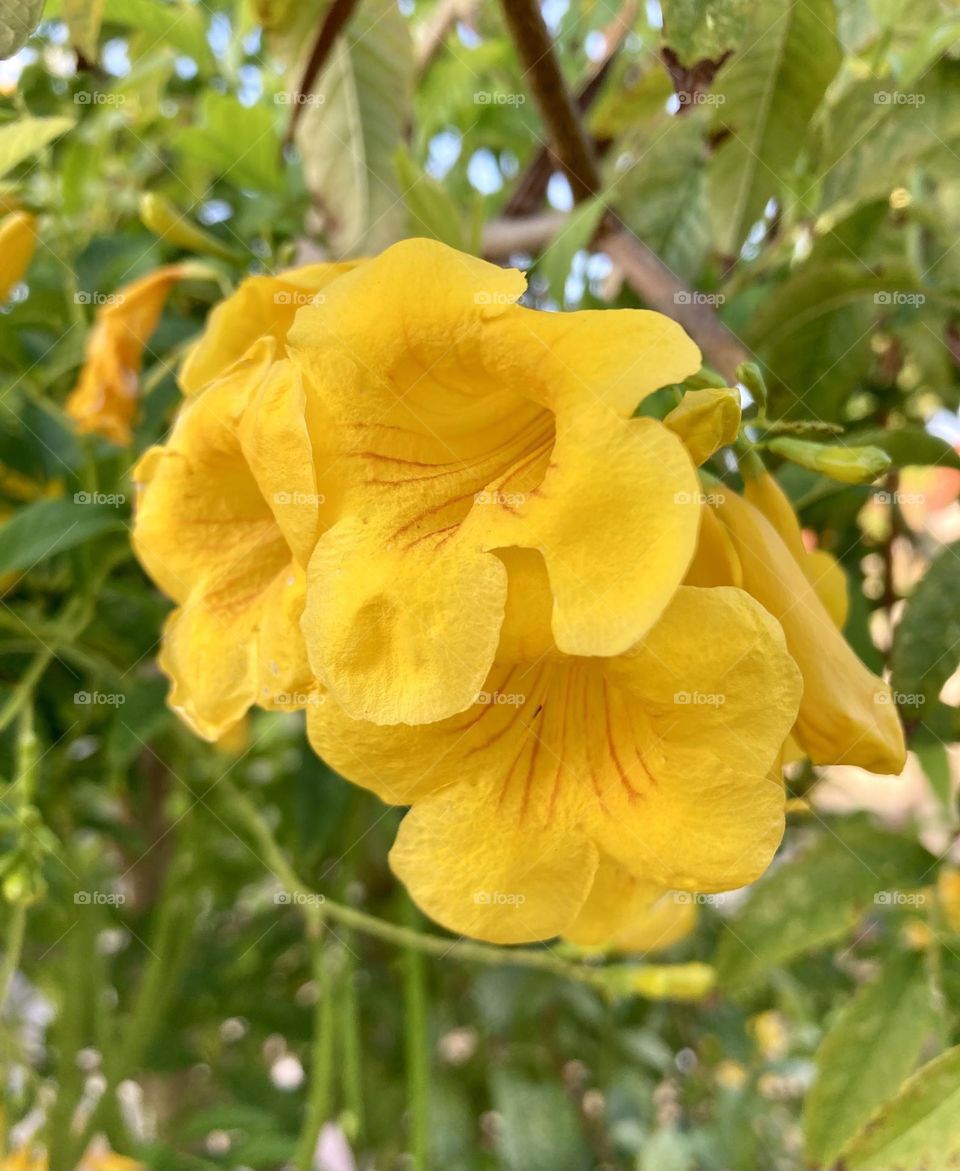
[415,0,476,74]
[482,211,568,258]
[285,0,363,145]
[497,0,601,202]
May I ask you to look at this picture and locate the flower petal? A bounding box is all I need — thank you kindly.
[179,261,359,395]
[713,485,905,772]
[663,387,741,465]
[389,778,598,944]
[563,855,695,952]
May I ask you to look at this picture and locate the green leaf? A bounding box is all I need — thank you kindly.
[715,819,934,990]
[63,0,105,59]
[100,0,213,66]
[295,0,414,256]
[536,197,605,308]
[848,428,960,472]
[491,1070,592,1171]
[174,92,282,193]
[0,116,74,182]
[0,0,43,56]
[0,497,125,575]
[891,540,960,711]
[660,0,750,66]
[745,259,947,420]
[394,146,472,252]
[610,114,711,283]
[843,1045,960,1169]
[709,0,842,255]
[915,741,954,816]
[804,951,937,1166]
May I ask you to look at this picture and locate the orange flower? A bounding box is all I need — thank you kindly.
[66,265,184,444]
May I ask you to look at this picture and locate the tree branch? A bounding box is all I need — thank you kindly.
[497,0,601,202]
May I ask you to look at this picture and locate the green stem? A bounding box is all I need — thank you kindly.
[338,937,364,1140]
[0,902,27,1009]
[221,778,709,999]
[403,911,430,1170]
[294,932,336,1171]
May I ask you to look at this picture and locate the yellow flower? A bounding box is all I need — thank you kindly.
[308,559,802,943]
[938,868,960,932]
[67,265,185,445]
[0,211,37,302]
[134,239,707,737]
[687,472,905,773]
[0,1145,142,1171]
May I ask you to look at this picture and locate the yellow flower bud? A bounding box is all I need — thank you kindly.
[767,437,892,484]
[0,211,38,302]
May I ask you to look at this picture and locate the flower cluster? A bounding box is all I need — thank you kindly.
[128,239,904,946]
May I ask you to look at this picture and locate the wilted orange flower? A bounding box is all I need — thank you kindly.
[66,264,184,445]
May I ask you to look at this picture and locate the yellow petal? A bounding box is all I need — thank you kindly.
[713,486,905,772]
[744,471,849,627]
[133,352,310,738]
[684,501,743,588]
[663,387,741,465]
[564,854,697,953]
[389,777,599,944]
[289,238,702,720]
[66,264,184,444]
[179,261,359,395]
[0,210,37,301]
[308,585,800,937]
[302,515,508,725]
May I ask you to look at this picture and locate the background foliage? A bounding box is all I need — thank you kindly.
[2,0,960,1168]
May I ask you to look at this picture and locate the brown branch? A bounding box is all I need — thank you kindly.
[285,0,362,145]
[497,0,601,202]
[483,211,569,258]
[503,0,636,217]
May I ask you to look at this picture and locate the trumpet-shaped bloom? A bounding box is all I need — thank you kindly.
[67,264,184,445]
[690,474,905,773]
[134,239,707,736]
[0,210,37,302]
[307,560,802,944]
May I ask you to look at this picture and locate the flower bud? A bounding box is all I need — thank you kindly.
[767,437,892,483]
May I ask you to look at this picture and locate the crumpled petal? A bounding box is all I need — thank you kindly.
[67,264,185,444]
[713,485,905,772]
[179,261,359,395]
[133,349,311,738]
